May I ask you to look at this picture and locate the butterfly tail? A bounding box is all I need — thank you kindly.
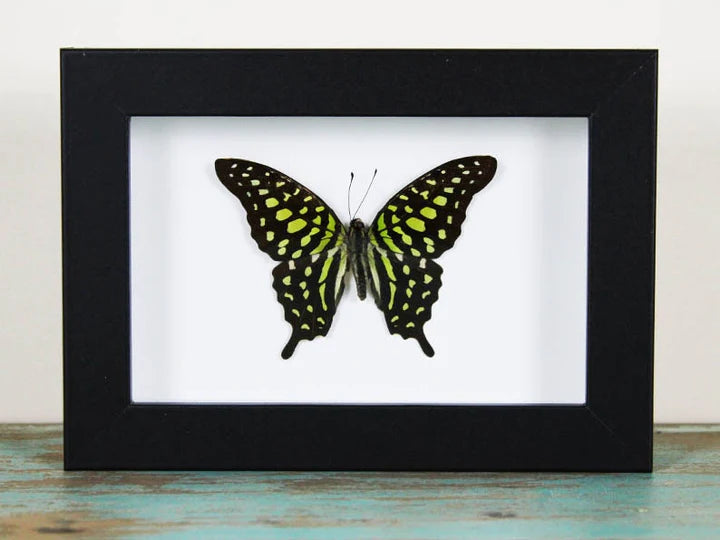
[281,334,301,360]
[415,333,435,357]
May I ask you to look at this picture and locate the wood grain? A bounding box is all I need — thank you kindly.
[1,425,718,538]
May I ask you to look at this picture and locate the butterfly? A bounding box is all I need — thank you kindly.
[215,156,497,359]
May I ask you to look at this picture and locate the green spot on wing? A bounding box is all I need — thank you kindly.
[388,282,397,310]
[276,208,292,221]
[433,195,447,206]
[319,256,334,283]
[310,236,332,255]
[287,218,307,233]
[381,255,397,282]
[406,217,426,232]
[377,213,386,231]
[319,282,327,310]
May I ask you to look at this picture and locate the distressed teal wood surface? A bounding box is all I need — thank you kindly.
[1,425,719,538]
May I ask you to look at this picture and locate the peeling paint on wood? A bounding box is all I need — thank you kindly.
[0,424,719,538]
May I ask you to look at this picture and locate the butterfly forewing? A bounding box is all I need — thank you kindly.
[367,156,497,356]
[370,156,497,259]
[215,159,345,261]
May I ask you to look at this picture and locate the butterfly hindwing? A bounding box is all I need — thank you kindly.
[272,247,348,359]
[370,156,497,259]
[367,156,497,355]
[366,245,443,356]
[215,159,345,261]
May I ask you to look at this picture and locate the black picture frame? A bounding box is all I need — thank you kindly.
[62,49,656,471]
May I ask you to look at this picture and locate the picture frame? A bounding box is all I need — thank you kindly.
[62,49,657,471]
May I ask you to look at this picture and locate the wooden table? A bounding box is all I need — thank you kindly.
[1,425,718,538]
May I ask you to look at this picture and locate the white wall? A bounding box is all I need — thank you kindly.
[0,0,716,422]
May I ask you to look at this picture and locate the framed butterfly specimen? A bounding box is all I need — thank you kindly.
[62,49,656,472]
[130,115,588,406]
[214,156,497,359]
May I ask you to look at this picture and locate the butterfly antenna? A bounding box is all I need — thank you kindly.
[352,168,378,220]
[347,172,355,222]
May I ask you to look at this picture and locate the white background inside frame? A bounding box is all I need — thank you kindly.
[130,117,588,405]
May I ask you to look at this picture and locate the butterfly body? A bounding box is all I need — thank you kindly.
[215,155,497,359]
[348,218,370,301]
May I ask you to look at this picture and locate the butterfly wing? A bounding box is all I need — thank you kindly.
[365,248,443,356]
[271,247,348,358]
[367,156,497,356]
[215,159,345,261]
[215,158,348,358]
